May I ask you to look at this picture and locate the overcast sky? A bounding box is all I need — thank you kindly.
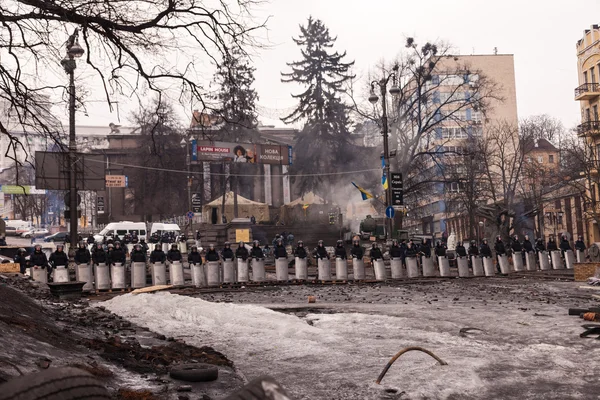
[77,0,600,131]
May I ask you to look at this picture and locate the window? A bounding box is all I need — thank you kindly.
[592,67,597,83]
[594,105,599,121]
[549,154,554,163]
[116,230,127,236]
[537,156,544,163]
[584,71,589,84]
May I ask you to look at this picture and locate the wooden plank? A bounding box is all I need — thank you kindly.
[131,285,173,295]
[0,263,19,273]
[578,285,600,291]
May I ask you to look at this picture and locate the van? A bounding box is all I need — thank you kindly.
[94,221,147,243]
[150,223,181,237]
[6,220,33,235]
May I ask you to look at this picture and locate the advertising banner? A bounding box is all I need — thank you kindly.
[192,141,291,165]
[0,185,46,195]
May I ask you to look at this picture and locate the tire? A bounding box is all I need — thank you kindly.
[223,376,293,400]
[0,367,110,400]
[169,363,218,382]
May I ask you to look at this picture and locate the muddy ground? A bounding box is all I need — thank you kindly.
[0,274,245,399]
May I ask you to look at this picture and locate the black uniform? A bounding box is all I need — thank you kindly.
[49,250,69,267]
[14,252,29,274]
[335,245,347,259]
[250,245,264,259]
[575,239,586,251]
[92,248,108,264]
[434,243,447,257]
[480,242,492,258]
[351,244,364,259]
[87,236,95,245]
[419,242,431,258]
[30,250,48,267]
[389,244,403,259]
[468,244,479,257]
[167,249,182,262]
[222,247,235,260]
[405,244,417,258]
[511,239,522,253]
[523,238,534,253]
[294,245,307,259]
[74,248,91,264]
[274,245,287,259]
[559,239,572,254]
[110,247,126,264]
[150,249,166,263]
[455,244,467,257]
[547,239,558,251]
[315,245,329,260]
[205,249,220,262]
[130,249,147,262]
[370,246,383,261]
[535,239,546,253]
[188,251,203,264]
[494,240,506,256]
[236,246,249,261]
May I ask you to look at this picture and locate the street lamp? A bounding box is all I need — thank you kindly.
[180,138,193,229]
[478,221,484,245]
[369,64,400,239]
[60,29,84,251]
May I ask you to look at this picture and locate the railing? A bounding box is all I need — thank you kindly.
[576,120,600,136]
[575,82,600,98]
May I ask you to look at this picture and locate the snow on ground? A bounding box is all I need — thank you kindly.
[101,280,600,399]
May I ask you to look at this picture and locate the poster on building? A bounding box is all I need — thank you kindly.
[0,185,46,195]
[264,164,272,206]
[203,162,211,202]
[235,229,250,243]
[282,165,291,205]
[191,140,291,165]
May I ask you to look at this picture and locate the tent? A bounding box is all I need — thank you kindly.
[280,192,336,224]
[287,192,326,207]
[203,192,269,224]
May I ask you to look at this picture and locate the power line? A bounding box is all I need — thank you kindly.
[86,158,380,178]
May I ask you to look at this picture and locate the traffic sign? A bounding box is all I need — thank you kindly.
[192,192,202,213]
[186,211,195,219]
[390,172,403,206]
[385,206,395,219]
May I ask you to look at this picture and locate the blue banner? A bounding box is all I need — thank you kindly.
[191,139,198,161]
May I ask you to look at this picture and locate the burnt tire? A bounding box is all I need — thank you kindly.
[223,376,293,400]
[0,367,110,400]
[169,363,218,382]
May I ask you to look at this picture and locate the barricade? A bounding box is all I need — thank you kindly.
[318,258,332,280]
[390,258,404,279]
[539,251,551,270]
[565,250,576,269]
[191,263,206,287]
[151,262,167,286]
[170,261,185,286]
[295,257,308,280]
[179,241,187,254]
[53,266,69,283]
[406,257,419,278]
[472,256,484,276]
[483,257,495,276]
[513,251,524,272]
[576,249,585,263]
[352,257,366,280]
[335,258,348,280]
[237,259,249,282]
[76,264,94,291]
[457,257,469,277]
[207,261,220,286]
[131,262,146,289]
[525,252,536,271]
[498,255,510,274]
[32,266,48,284]
[275,258,288,281]
[94,263,110,290]
[551,250,564,269]
[223,259,235,283]
[251,258,265,282]
[373,259,386,281]
[438,256,450,277]
[111,263,126,289]
[422,257,436,277]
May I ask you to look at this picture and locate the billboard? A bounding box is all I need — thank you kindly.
[35,152,106,191]
[191,140,291,165]
[0,185,46,195]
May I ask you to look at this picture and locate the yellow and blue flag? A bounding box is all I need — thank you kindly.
[351,182,374,200]
[381,157,388,189]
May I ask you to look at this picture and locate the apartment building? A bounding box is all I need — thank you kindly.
[403,54,519,241]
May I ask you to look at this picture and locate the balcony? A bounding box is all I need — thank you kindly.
[577,120,600,136]
[575,83,600,101]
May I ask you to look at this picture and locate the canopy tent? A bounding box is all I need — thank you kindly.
[280,192,338,224]
[287,192,326,207]
[203,192,269,224]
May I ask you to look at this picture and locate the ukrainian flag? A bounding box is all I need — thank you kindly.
[351,182,374,200]
[382,173,388,190]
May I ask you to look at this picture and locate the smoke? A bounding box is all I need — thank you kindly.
[328,181,380,234]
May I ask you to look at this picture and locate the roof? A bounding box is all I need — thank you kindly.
[205,191,267,206]
[288,192,326,206]
[527,138,559,153]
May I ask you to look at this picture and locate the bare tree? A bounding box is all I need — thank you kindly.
[520,114,566,146]
[0,0,265,178]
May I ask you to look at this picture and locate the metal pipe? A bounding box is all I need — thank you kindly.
[380,81,393,239]
[375,346,448,385]
[68,54,78,250]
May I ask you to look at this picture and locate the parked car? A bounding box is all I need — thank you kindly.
[43,232,70,242]
[5,226,18,236]
[21,228,50,238]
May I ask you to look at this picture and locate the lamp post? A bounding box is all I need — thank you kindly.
[180,138,192,231]
[60,29,84,251]
[369,64,400,240]
[478,221,484,245]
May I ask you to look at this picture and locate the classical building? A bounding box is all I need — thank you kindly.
[575,24,600,242]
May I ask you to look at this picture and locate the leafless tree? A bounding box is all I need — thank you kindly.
[0,0,266,179]
[520,114,566,147]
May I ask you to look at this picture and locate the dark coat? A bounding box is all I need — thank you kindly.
[150,250,166,263]
[419,244,431,258]
[405,245,418,257]
[468,245,479,256]
[30,250,48,267]
[494,241,506,256]
[236,247,249,260]
[167,249,182,262]
[92,249,108,264]
[130,250,147,263]
[511,240,522,252]
[559,240,571,252]
[455,244,467,257]
[49,251,69,267]
[370,247,383,261]
[315,246,329,259]
[110,248,126,264]
[351,245,364,259]
[480,243,492,258]
[547,240,558,251]
[522,239,534,253]
[222,248,235,260]
[188,251,203,264]
[335,245,347,259]
[575,240,586,251]
[389,245,403,258]
[434,244,447,257]
[250,246,264,259]
[205,249,220,262]
[274,245,288,259]
[294,246,307,258]
[74,248,91,264]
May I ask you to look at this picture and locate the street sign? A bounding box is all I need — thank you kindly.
[390,173,403,189]
[105,175,127,187]
[191,192,202,213]
[186,211,195,219]
[97,196,105,215]
[64,192,82,206]
[390,172,403,206]
[385,206,395,219]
